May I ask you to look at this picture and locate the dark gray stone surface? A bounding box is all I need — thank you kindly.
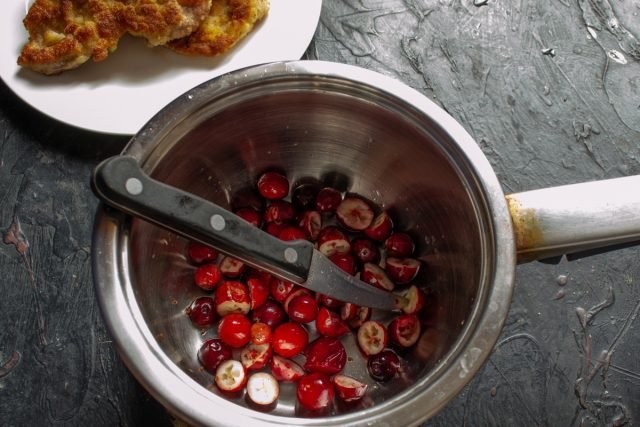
[1,0,639,425]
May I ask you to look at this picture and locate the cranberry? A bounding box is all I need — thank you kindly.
[215,359,247,393]
[235,207,262,227]
[351,238,381,264]
[317,294,343,310]
[218,313,251,348]
[270,355,305,382]
[385,257,421,284]
[257,171,289,200]
[250,322,272,345]
[247,277,269,310]
[347,306,372,329]
[218,256,246,278]
[364,211,394,241]
[360,263,395,291]
[297,210,322,241]
[194,263,222,290]
[251,301,287,328]
[230,187,265,212]
[215,281,251,316]
[335,196,374,231]
[277,226,307,241]
[187,242,219,264]
[246,372,280,406]
[328,253,357,275]
[389,314,421,348]
[297,373,335,411]
[315,307,349,338]
[270,277,296,303]
[264,222,286,237]
[367,349,401,382]
[272,322,308,358]
[186,296,217,328]
[400,285,426,315]
[357,321,388,356]
[317,226,351,257]
[304,337,347,375]
[198,338,232,373]
[315,187,342,213]
[292,183,320,211]
[287,294,319,323]
[264,200,295,224]
[333,374,367,402]
[385,232,415,257]
[240,342,273,371]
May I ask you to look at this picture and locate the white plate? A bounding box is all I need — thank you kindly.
[1,0,322,135]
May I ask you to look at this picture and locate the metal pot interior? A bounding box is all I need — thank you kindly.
[119,67,502,423]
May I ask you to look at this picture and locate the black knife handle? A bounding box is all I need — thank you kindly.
[91,155,314,283]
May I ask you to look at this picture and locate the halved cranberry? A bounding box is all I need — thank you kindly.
[246,372,280,406]
[247,277,269,310]
[194,263,222,290]
[240,342,273,370]
[340,302,358,321]
[218,313,251,348]
[304,337,347,375]
[215,281,251,316]
[292,183,320,211]
[269,277,296,303]
[264,200,295,224]
[317,226,351,257]
[250,322,272,345]
[329,253,357,275]
[251,301,287,328]
[400,285,426,315]
[360,263,395,291]
[367,349,401,382]
[277,226,307,242]
[215,359,247,392]
[389,314,421,348]
[347,306,372,329]
[385,232,415,257]
[364,211,394,241]
[186,296,217,328]
[235,207,262,227]
[315,187,342,214]
[188,242,219,264]
[298,210,322,241]
[385,257,421,284]
[218,256,246,278]
[315,307,349,338]
[198,338,232,373]
[336,196,374,231]
[257,171,289,200]
[272,322,309,358]
[287,294,319,323]
[332,374,367,402]
[270,355,305,382]
[351,238,381,264]
[296,373,335,411]
[357,321,388,356]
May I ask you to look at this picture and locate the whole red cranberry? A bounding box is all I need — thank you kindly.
[287,294,319,323]
[194,264,222,290]
[187,242,219,264]
[257,172,290,200]
[385,232,415,257]
[272,322,309,358]
[351,238,381,264]
[198,338,232,373]
[186,296,217,328]
[292,183,320,211]
[315,187,342,213]
[251,301,287,328]
[218,313,251,348]
[367,349,401,382]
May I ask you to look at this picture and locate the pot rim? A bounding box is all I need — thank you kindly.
[92,60,516,426]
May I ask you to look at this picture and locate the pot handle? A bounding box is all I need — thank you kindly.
[506,175,640,264]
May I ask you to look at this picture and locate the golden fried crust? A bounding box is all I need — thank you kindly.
[121,0,213,47]
[18,0,126,75]
[167,0,269,56]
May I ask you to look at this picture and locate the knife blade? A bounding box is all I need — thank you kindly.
[91,155,398,311]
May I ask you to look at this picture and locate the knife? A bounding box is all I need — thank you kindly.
[91,156,399,310]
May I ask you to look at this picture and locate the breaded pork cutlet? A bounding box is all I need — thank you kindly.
[121,0,213,47]
[18,0,126,75]
[18,0,212,75]
[167,0,269,57]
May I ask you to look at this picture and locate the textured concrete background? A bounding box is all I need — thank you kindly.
[1,0,639,425]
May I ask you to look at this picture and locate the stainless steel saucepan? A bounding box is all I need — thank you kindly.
[91,61,640,427]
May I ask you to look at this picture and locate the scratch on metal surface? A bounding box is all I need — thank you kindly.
[3,216,47,347]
